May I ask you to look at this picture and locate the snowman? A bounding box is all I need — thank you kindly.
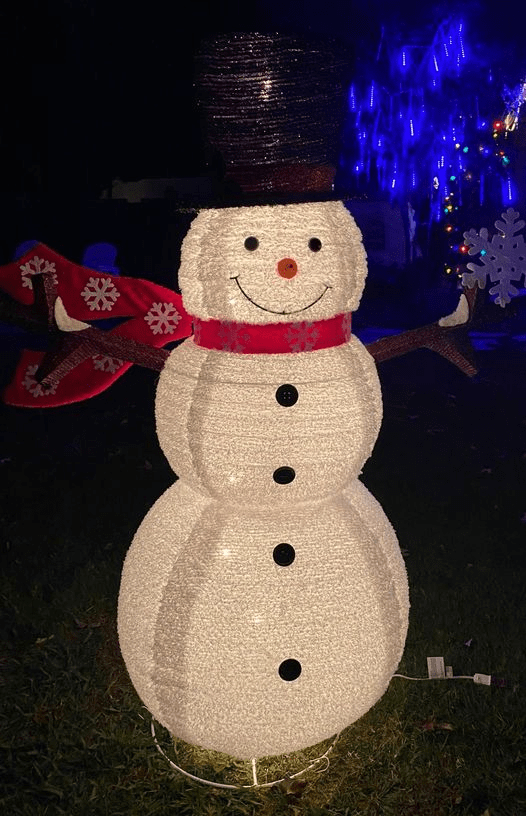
[0,33,411,765]
[118,35,409,760]
[117,196,409,760]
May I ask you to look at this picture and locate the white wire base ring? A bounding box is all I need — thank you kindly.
[150,718,340,790]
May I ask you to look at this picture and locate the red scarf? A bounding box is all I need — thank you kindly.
[0,243,351,408]
[192,312,351,354]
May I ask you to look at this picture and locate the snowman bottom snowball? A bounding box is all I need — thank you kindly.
[118,480,408,759]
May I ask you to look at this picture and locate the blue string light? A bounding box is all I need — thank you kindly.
[503,176,517,204]
[343,16,520,230]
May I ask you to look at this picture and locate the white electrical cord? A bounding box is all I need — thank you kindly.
[392,673,493,685]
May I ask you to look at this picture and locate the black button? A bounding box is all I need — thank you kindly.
[279,659,302,681]
[273,467,295,484]
[244,236,259,251]
[275,384,298,407]
[273,543,296,566]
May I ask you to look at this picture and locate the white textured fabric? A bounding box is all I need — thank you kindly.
[117,201,409,759]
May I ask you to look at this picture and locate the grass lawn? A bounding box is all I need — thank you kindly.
[1,341,525,815]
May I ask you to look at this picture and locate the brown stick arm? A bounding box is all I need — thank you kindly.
[34,327,171,388]
[365,287,478,376]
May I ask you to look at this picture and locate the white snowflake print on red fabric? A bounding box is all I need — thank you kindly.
[19,256,58,290]
[22,364,58,398]
[144,302,181,335]
[92,355,124,373]
[217,323,250,352]
[285,321,320,352]
[81,277,121,311]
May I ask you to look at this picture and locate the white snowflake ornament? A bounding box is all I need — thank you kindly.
[462,208,526,306]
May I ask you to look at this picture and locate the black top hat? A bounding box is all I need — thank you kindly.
[192,32,352,205]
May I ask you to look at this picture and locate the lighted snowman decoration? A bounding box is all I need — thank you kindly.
[0,32,408,765]
[0,31,486,771]
[117,196,409,759]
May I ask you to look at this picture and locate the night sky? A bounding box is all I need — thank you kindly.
[2,0,522,198]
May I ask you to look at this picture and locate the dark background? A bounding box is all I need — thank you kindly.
[2,0,521,199]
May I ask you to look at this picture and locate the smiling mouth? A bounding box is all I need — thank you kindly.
[231,276,330,315]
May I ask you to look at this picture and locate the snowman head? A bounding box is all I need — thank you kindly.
[178,200,367,324]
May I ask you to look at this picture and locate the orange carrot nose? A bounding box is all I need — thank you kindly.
[277,257,298,279]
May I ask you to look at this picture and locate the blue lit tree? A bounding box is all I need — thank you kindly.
[340,18,525,279]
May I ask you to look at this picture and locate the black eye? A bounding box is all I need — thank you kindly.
[308,237,322,252]
[244,236,259,251]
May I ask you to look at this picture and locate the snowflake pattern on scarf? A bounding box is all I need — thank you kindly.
[285,321,320,352]
[20,256,58,290]
[22,364,59,398]
[217,323,251,352]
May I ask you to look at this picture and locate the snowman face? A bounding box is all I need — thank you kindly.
[178,200,367,324]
